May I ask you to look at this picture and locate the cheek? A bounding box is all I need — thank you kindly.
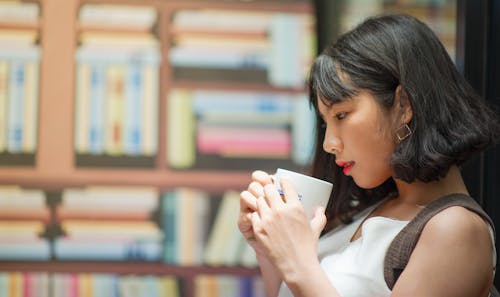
[350,121,395,188]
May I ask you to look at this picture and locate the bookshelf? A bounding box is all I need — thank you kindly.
[0,0,315,296]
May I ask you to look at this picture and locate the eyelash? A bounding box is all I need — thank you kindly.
[335,112,347,120]
[320,112,347,128]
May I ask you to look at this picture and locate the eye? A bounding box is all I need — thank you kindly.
[335,112,347,120]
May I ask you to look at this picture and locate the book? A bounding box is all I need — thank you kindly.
[104,64,126,155]
[54,238,162,261]
[123,61,143,155]
[172,9,272,34]
[62,186,158,211]
[79,4,157,30]
[0,61,8,152]
[172,33,269,52]
[0,29,38,45]
[162,188,211,265]
[162,191,178,264]
[177,188,210,265]
[269,13,302,88]
[22,61,39,153]
[74,63,90,153]
[166,90,195,168]
[6,61,25,153]
[87,63,106,154]
[0,238,50,260]
[140,63,158,156]
[291,94,316,166]
[0,2,39,24]
[204,191,242,266]
[169,46,269,69]
[158,276,180,297]
[0,187,45,209]
[60,220,162,240]
[79,32,159,48]
[55,206,151,221]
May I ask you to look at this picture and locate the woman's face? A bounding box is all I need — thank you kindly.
[318,91,396,189]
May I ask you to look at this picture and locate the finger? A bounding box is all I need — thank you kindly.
[252,170,274,185]
[250,210,262,230]
[248,181,265,198]
[240,190,258,211]
[256,195,271,216]
[310,207,327,238]
[263,183,284,208]
[280,177,301,206]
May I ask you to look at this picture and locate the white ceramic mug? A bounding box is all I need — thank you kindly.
[273,168,333,219]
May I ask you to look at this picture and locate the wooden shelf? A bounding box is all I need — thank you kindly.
[0,0,315,295]
[0,167,251,192]
[0,261,260,277]
[78,0,313,13]
[0,20,40,31]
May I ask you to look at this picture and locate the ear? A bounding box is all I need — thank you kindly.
[395,85,413,125]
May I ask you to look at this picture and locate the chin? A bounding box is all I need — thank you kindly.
[352,176,389,190]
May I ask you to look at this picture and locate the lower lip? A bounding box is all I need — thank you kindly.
[343,164,353,175]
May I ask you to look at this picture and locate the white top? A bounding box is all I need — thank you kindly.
[278,202,408,297]
[278,202,497,297]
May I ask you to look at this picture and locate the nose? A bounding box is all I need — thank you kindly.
[323,127,342,155]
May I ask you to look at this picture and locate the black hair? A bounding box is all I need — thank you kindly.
[309,14,500,225]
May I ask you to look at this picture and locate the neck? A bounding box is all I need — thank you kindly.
[394,165,469,206]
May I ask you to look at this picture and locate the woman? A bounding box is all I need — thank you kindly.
[238,14,500,297]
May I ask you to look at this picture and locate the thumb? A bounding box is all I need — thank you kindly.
[310,207,327,238]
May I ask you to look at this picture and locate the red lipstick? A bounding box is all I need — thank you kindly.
[336,161,354,175]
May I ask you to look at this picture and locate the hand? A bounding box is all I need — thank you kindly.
[250,176,327,279]
[237,170,274,256]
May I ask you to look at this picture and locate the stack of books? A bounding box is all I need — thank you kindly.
[0,1,40,154]
[0,186,50,260]
[166,89,316,170]
[161,188,259,268]
[54,186,162,261]
[74,4,160,157]
[169,8,315,88]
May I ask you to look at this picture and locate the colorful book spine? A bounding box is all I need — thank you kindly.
[291,95,316,166]
[166,90,195,168]
[88,63,106,154]
[74,63,90,154]
[124,61,143,155]
[162,191,178,264]
[204,191,241,266]
[105,64,126,155]
[269,13,302,88]
[7,61,25,153]
[22,61,39,153]
[141,64,158,156]
[0,61,8,153]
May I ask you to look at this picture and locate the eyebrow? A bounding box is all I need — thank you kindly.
[320,100,350,117]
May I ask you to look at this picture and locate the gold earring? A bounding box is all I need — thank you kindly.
[396,124,412,142]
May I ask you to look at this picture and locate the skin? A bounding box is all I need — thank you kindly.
[237,88,494,297]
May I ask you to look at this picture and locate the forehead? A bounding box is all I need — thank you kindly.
[317,90,385,117]
[316,95,352,115]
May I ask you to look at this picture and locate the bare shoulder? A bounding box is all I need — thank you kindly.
[393,206,494,297]
[423,206,492,244]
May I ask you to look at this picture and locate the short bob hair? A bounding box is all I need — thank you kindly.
[309,14,500,224]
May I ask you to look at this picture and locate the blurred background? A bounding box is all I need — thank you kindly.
[0,0,498,296]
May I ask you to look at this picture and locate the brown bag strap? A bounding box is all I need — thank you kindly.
[384,193,496,292]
